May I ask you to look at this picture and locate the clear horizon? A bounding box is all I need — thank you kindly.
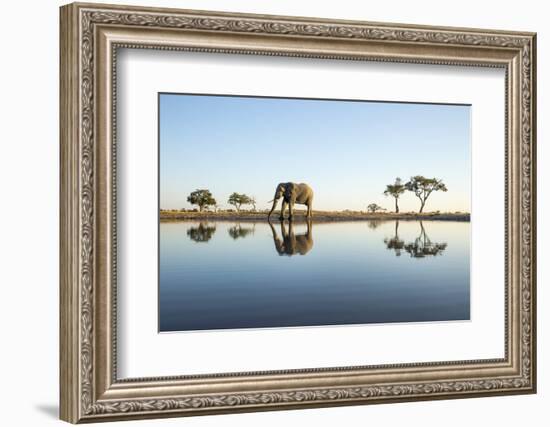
[160,93,471,213]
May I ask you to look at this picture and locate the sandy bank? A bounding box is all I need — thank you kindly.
[160,211,470,222]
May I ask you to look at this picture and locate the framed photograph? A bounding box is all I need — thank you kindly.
[60,2,537,423]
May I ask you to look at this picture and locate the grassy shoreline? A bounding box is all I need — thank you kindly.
[160,211,470,222]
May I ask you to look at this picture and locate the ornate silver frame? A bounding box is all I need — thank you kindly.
[60,2,536,423]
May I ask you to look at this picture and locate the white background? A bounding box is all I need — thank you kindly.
[118,50,504,377]
[0,1,546,426]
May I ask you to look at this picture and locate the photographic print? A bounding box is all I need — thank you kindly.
[159,93,471,332]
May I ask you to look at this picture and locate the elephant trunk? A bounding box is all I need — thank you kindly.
[268,197,279,217]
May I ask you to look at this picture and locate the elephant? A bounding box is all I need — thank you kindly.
[268,219,313,256]
[268,182,314,220]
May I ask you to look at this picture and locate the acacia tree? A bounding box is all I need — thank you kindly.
[187,189,216,212]
[367,203,386,213]
[228,193,252,212]
[383,178,406,213]
[249,196,257,212]
[405,176,448,213]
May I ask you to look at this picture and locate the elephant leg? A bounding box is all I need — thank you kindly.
[288,202,294,220]
[306,202,312,218]
[279,200,287,220]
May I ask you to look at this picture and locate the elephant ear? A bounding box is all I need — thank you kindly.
[285,183,296,197]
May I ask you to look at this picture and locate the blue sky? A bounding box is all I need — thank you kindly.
[159,93,470,212]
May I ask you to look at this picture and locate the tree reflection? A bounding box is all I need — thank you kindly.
[404,222,447,258]
[367,219,382,230]
[186,222,216,243]
[228,223,256,240]
[384,220,405,256]
[385,221,447,258]
[268,219,313,256]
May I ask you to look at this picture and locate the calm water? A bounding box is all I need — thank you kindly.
[159,220,470,332]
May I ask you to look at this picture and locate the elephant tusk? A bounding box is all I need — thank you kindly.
[267,199,274,203]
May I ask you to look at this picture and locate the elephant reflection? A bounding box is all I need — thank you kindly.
[228,223,255,240]
[268,219,313,256]
[186,222,216,243]
[385,221,447,258]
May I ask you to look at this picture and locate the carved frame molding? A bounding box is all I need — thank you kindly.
[60,2,536,423]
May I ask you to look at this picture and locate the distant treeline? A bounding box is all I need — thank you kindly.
[169,175,451,214]
[161,207,268,213]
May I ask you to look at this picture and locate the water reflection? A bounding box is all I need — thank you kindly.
[228,223,256,240]
[160,219,470,331]
[385,220,447,258]
[367,220,382,230]
[186,222,216,243]
[384,220,405,256]
[268,219,313,256]
[404,221,447,258]
[185,220,448,258]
